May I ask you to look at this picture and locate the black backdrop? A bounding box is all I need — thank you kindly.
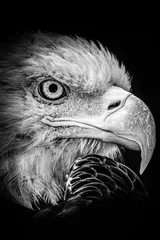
[0,19,159,236]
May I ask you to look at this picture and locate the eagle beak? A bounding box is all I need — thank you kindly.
[43,87,156,175]
[101,93,156,174]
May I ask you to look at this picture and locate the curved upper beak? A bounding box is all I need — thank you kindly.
[42,87,156,175]
[101,93,156,174]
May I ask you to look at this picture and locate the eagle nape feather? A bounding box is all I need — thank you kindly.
[0,32,156,233]
[33,154,151,228]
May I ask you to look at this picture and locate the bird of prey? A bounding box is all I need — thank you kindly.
[0,32,156,230]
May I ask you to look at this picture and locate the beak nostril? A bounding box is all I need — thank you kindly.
[108,101,121,110]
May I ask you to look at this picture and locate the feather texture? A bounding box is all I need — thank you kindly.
[0,32,130,209]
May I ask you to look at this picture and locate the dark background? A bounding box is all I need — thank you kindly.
[0,17,159,236]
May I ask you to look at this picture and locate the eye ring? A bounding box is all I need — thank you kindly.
[38,79,66,101]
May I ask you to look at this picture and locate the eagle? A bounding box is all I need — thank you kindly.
[0,32,156,232]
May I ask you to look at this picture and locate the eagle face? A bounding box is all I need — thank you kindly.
[0,32,156,209]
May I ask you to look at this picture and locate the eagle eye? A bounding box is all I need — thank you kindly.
[38,79,66,101]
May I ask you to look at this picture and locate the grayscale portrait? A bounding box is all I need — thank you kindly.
[0,27,158,237]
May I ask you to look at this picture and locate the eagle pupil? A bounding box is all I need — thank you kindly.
[49,84,58,93]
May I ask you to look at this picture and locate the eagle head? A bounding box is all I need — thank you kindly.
[0,32,156,209]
